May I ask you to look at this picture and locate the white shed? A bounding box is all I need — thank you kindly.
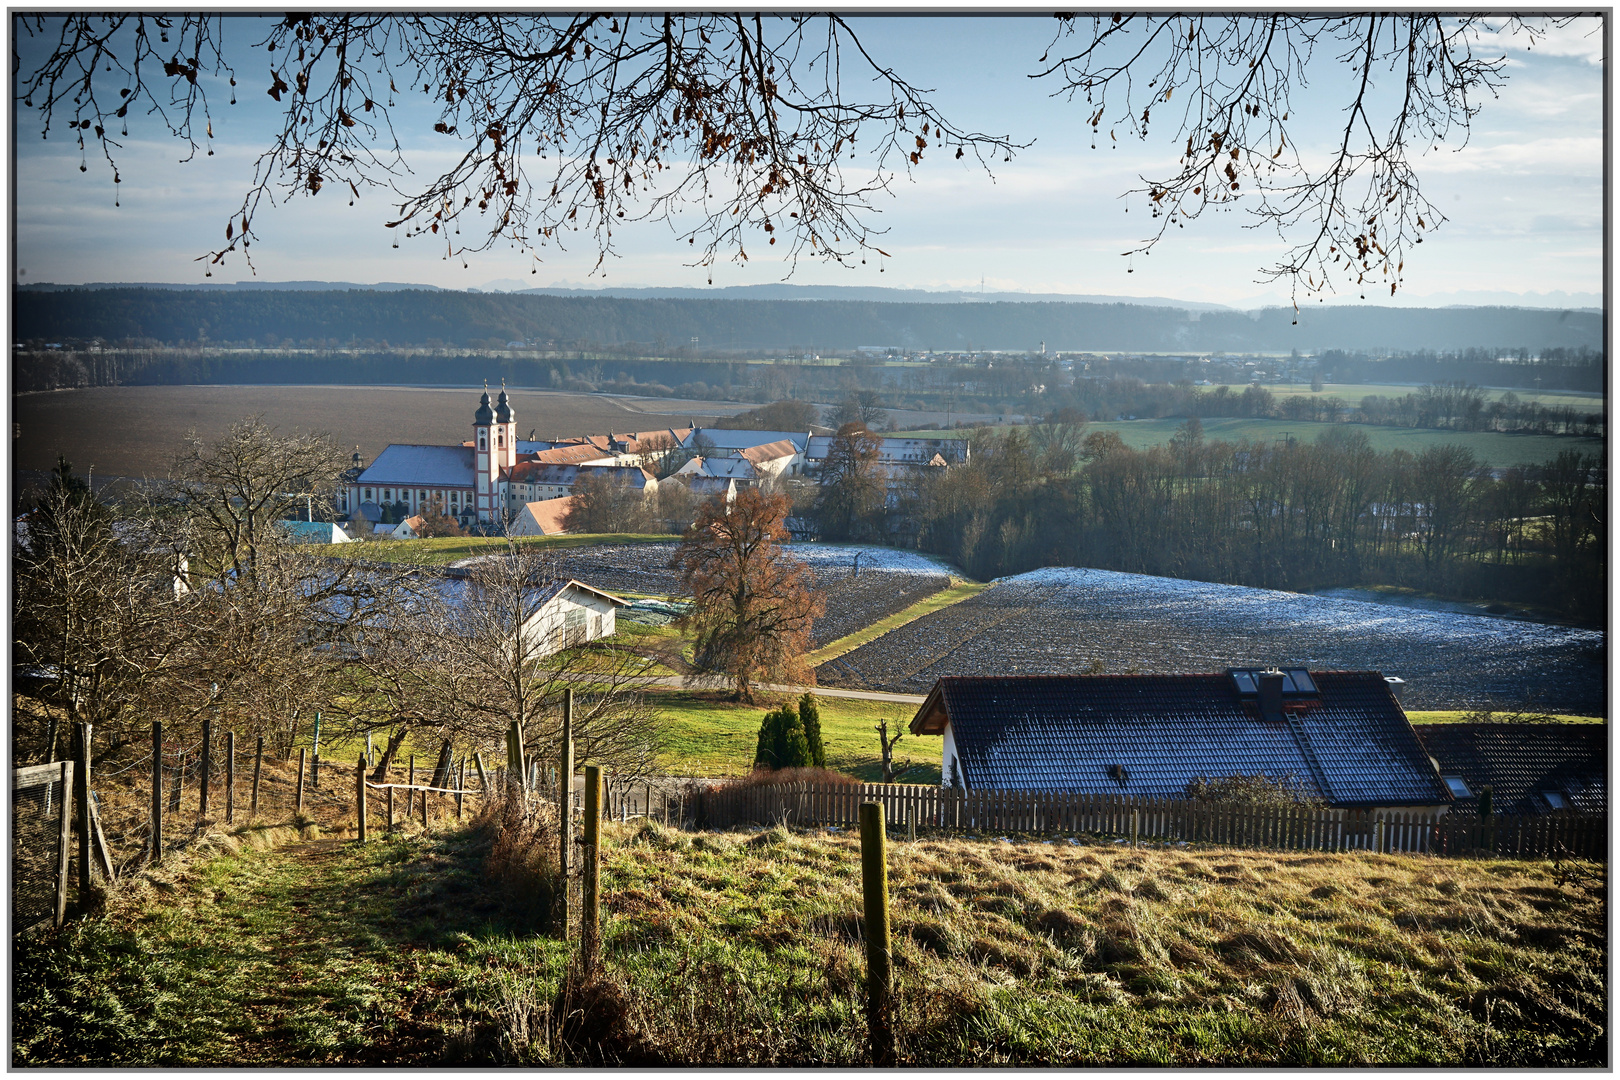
[516,579,630,655]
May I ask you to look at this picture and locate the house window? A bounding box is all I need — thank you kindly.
[1443,776,1472,799]
[1541,791,1568,810]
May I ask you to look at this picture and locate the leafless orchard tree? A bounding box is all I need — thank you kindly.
[17,14,1022,279]
[423,543,665,789]
[169,416,348,580]
[1035,14,1598,304]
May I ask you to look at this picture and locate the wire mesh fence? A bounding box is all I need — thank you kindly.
[12,762,73,932]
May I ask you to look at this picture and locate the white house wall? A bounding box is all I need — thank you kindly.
[518,590,620,656]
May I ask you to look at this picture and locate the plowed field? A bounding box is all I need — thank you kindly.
[815,566,1605,714]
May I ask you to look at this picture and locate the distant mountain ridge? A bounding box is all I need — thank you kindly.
[17,279,1599,313]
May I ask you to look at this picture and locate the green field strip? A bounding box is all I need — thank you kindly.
[1405,711,1604,725]
[805,580,992,667]
[312,532,673,566]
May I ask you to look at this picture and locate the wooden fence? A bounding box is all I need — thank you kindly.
[695,782,1607,861]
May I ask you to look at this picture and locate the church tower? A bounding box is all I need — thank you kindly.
[473,383,517,526]
[473,386,496,524]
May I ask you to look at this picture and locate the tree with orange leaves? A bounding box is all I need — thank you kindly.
[671,488,823,703]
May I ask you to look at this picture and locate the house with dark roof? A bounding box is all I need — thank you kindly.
[1414,723,1605,814]
[909,669,1453,812]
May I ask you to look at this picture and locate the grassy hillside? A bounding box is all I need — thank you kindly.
[14,816,1603,1065]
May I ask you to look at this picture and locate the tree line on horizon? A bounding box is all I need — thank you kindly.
[808,420,1605,622]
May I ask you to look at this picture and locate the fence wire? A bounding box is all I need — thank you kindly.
[13,768,68,932]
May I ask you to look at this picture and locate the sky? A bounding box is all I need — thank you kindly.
[10,13,1606,308]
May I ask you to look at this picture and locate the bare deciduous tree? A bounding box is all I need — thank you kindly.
[671,487,822,703]
[17,14,1021,277]
[1036,14,1594,303]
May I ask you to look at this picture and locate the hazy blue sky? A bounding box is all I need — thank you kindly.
[12,14,1604,306]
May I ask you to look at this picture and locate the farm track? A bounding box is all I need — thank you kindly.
[815,567,1605,713]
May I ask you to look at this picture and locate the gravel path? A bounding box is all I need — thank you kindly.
[816,566,1606,714]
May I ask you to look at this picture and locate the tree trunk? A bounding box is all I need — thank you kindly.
[370,727,410,782]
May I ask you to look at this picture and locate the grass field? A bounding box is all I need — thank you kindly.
[13,814,1603,1065]
[317,533,674,567]
[1405,711,1604,725]
[651,690,939,783]
[806,581,991,666]
[895,418,1600,468]
[1220,383,1603,411]
[13,384,749,479]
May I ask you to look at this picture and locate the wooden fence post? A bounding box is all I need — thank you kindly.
[474,751,490,797]
[422,770,430,829]
[860,801,895,1066]
[559,689,575,940]
[56,760,74,926]
[387,785,395,831]
[296,748,307,814]
[74,723,93,893]
[407,755,415,819]
[251,736,264,819]
[1130,808,1139,849]
[198,718,212,820]
[356,756,367,844]
[151,721,164,865]
[225,730,236,825]
[456,758,465,821]
[583,764,603,971]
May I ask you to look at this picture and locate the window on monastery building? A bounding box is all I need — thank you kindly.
[498,432,505,448]
[479,431,487,450]
[365,488,373,500]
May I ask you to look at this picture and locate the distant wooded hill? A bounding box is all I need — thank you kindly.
[12,287,1603,355]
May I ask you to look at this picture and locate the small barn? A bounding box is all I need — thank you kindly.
[910,669,1453,813]
[1415,723,1606,814]
[435,572,629,656]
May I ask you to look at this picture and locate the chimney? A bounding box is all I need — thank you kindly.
[1258,669,1285,720]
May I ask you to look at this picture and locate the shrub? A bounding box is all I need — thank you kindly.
[479,795,564,930]
[1183,773,1325,808]
[753,703,812,770]
[798,692,826,769]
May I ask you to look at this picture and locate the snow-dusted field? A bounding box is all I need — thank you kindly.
[817,566,1606,713]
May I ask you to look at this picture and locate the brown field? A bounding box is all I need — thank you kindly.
[11,384,753,481]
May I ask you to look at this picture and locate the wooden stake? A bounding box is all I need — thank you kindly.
[151,722,164,865]
[251,736,264,819]
[387,785,395,831]
[474,751,490,797]
[407,754,415,819]
[296,748,307,814]
[559,689,574,939]
[860,801,895,1066]
[356,756,368,844]
[225,730,236,824]
[74,723,92,892]
[456,757,465,821]
[583,764,603,970]
[199,718,212,820]
[55,760,74,927]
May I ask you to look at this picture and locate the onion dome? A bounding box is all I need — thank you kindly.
[474,390,494,425]
[495,388,513,424]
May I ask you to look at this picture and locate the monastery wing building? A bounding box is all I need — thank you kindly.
[336,387,970,533]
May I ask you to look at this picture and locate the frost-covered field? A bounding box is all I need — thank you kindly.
[456,542,951,647]
[816,566,1606,713]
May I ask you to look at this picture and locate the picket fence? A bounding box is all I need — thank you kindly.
[695,781,1606,860]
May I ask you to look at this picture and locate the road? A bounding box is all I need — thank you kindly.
[635,673,926,706]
